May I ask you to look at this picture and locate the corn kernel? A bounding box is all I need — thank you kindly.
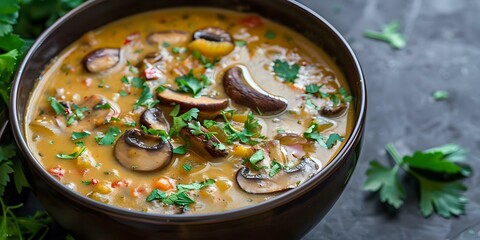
[94,181,112,194]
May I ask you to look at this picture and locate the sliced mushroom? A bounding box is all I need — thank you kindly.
[157,88,228,112]
[223,65,288,116]
[78,95,120,127]
[83,48,120,73]
[236,157,318,194]
[236,140,319,194]
[140,107,170,130]
[320,104,346,117]
[274,132,308,145]
[114,129,173,171]
[180,122,228,158]
[193,27,232,43]
[147,30,190,45]
[189,27,234,57]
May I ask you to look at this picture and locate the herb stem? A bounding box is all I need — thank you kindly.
[385,143,403,164]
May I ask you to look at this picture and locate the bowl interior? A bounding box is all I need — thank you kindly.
[10,0,365,221]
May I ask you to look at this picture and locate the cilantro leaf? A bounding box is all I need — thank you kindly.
[146,189,195,207]
[248,149,264,170]
[173,146,187,155]
[96,126,121,145]
[47,96,66,115]
[56,146,86,159]
[71,131,91,140]
[363,160,405,208]
[133,84,158,109]
[269,161,282,177]
[273,59,300,83]
[433,90,448,101]
[175,71,209,97]
[0,158,14,196]
[177,179,215,191]
[325,133,343,149]
[364,20,406,49]
[182,163,192,172]
[403,151,462,174]
[364,143,471,218]
[415,173,468,218]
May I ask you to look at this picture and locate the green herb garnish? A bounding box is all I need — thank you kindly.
[71,131,91,140]
[364,20,407,49]
[433,90,449,101]
[56,146,86,159]
[273,59,300,83]
[175,70,210,97]
[364,143,470,218]
[173,146,187,155]
[96,126,121,145]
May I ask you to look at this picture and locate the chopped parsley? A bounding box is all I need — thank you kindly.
[175,70,210,97]
[433,90,448,101]
[56,146,86,159]
[265,30,276,39]
[173,146,187,155]
[234,40,247,47]
[146,189,194,207]
[95,126,121,145]
[133,84,158,109]
[364,20,407,49]
[364,143,470,218]
[303,122,343,149]
[273,59,300,83]
[220,111,261,145]
[177,179,215,191]
[182,163,192,172]
[269,161,283,177]
[192,50,220,69]
[248,149,264,170]
[169,107,200,136]
[71,131,91,140]
[47,97,66,115]
[203,120,217,128]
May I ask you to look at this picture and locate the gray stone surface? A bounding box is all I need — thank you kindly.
[298,0,480,239]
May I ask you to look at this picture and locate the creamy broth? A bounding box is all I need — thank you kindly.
[25,8,355,214]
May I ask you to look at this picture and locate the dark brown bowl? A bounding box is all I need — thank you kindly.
[10,0,366,239]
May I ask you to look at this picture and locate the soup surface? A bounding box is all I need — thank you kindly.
[25,8,355,214]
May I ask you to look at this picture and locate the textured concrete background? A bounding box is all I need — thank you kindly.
[298,0,480,239]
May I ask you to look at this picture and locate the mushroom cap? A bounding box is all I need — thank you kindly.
[146,30,190,45]
[180,123,228,158]
[140,107,170,131]
[114,129,173,171]
[236,157,319,194]
[223,65,288,116]
[157,88,229,112]
[83,48,120,73]
[193,27,233,43]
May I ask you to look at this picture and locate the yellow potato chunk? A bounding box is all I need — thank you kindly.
[188,39,234,58]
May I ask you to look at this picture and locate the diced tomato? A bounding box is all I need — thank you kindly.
[111,179,130,188]
[48,167,65,180]
[124,32,140,45]
[239,15,263,28]
[90,179,99,185]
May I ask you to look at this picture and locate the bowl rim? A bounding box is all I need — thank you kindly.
[10,0,366,223]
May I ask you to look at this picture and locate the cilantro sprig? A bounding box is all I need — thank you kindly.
[175,70,210,97]
[273,59,300,83]
[303,121,343,149]
[220,111,261,145]
[146,179,215,207]
[364,20,407,49]
[364,143,471,218]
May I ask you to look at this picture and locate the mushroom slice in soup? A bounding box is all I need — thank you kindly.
[147,30,190,46]
[236,140,319,194]
[114,129,173,171]
[83,48,121,73]
[137,52,164,80]
[140,107,170,131]
[189,27,234,57]
[223,65,288,116]
[180,121,228,158]
[157,88,229,112]
[76,95,120,129]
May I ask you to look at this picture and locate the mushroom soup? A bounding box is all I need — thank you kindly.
[25,8,355,214]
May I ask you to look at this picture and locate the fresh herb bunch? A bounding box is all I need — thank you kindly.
[364,143,471,218]
[1,0,84,239]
